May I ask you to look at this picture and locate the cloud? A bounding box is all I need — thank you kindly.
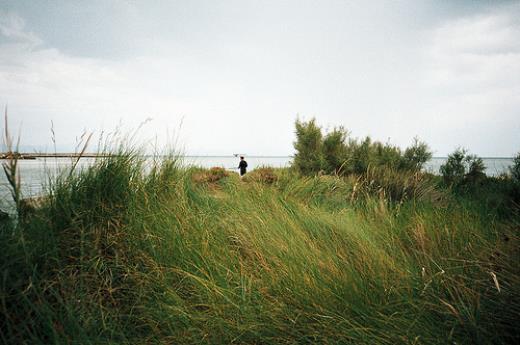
[417,4,520,155]
[0,10,291,155]
[0,11,220,152]
[427,4,520,90]
[0,10,41,45]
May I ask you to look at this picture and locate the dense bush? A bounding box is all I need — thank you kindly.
[292,118,432,176]
[400,138,433,171]
[293,119,325,175]
[322,127,348,174]
[440,148,486,190]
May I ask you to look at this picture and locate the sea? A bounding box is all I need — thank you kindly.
[0,156,515,209]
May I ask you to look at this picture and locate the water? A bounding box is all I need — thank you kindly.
[0,156,292,208]
[0,156,514,207]
[425,157,513,177]
[0,157,98,210]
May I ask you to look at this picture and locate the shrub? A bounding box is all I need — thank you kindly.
[322,127,348,174]
[348,137,375,174]
[465,154,486,182]
[243,167,278,184]
[293,118,325,175]
[401,138,433,171]
[440,148,486,190]
[192,167,230,184]
[440,149,466,186]
[292,118,432,176]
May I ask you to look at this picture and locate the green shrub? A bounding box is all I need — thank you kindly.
[400,138,433,171]
[348,137,375,174]
[322,127,348,174]
[440,148,486,191]
[440,149,466,186]
[292,118,432,176]
[293,118,325,175]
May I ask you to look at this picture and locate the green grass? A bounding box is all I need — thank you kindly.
[1,149,519,344]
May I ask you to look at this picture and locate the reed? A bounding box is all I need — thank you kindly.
[1,108,22,217]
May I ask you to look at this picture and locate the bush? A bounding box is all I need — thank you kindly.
[440,148,486,190]
[292,118,432,176]
[322,127,348,174]
[348,137,375,174]
[440,149,466,186]
[400,138,433,171]
[293,118,325,175]
[243,167,278,184]
[192,167,230,183]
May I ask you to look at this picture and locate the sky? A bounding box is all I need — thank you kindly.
[0,0,519,156]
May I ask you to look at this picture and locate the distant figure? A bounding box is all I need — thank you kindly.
[238,156,248,176]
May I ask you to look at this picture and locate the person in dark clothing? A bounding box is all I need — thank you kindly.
[238,156,248,176]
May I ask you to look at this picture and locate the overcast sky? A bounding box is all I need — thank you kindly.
[0,0,519,156]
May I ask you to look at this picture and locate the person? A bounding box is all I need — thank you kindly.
[238,156,248,176]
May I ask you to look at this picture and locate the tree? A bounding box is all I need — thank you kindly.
[322,127,348,174]
[293,118,325,175]
[401,138,432,171]
[440,148,486,189]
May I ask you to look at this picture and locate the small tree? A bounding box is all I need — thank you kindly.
[293,118,325,175]
[440,148,466,186]
[374,141,402,170]
[401,138,432,171]
[322,127,348,174]
[440,148,486,189]
[291,118,433,176]
[465,154,486,183]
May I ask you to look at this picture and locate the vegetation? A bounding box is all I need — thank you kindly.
[508,151,520,207]
[440,148,486,190]
[293,118,432,176]
[510,151,520,184]
[0,118,519,344]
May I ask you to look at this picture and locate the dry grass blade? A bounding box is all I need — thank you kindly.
[69,132,93,177]
[490,271,501,293]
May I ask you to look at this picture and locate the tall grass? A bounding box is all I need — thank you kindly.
[0,146,518,344]
[1,108,22,216]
